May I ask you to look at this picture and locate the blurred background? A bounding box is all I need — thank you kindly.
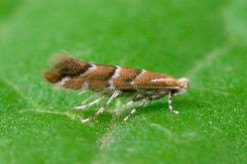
[0,0,246,163]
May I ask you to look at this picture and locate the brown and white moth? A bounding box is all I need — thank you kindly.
[44,56,189,123]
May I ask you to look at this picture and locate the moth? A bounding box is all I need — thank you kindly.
[44,56,189,123]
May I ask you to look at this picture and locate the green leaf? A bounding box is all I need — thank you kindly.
[0,0,246,163]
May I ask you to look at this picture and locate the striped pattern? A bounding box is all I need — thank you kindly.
[44,56,187,93]
[44,56,189,123]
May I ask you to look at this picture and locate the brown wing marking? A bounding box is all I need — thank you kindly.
[112,67,142,90]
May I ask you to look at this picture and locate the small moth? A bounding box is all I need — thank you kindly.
[44,56,189,123]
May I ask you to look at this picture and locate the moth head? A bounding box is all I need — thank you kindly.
[172,78,189,96]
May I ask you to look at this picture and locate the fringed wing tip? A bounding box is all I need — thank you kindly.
[43,71,61,83]
[48,54,73,67]
[43,54,73,84]
[43,55,89,85]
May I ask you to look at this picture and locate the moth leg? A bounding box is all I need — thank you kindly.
[80,92,101,105]
[168,92,179,114]
[74,96,105,110]
[122,100,135,109]
[148,91,168,101]
[121,93,142,109]
[78,90,88,95]
[81,91,120,123]
[124,99,148,122]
